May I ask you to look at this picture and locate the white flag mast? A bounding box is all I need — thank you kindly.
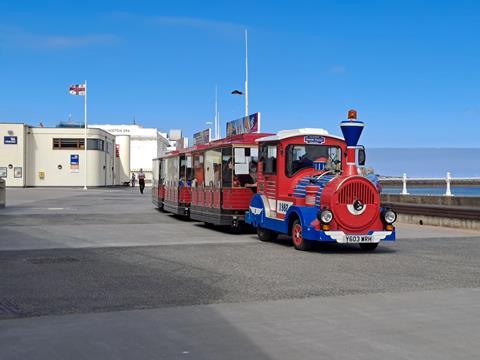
[244,29,249,118]
[214,85,220,139]
[83,80,88,190]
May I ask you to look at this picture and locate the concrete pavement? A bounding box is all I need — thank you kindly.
[1,187,479,359]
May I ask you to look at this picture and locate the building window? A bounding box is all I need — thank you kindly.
[87,139,104,151]
[52,138,104,151]
[53,138,85,149]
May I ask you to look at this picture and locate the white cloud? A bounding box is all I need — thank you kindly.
[150,16,244,32]
[111,12,245,34]
[0,27,120,49]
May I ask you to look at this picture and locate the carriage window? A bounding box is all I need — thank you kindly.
[286,145,341,177]
[165,157,180,186]
[160,159,166,183]
[229,146,259,187]
[152,159,159,187]
[222,147,233,187]
[204,149,222,188]
[260,144,277,175]
[193,154,204,187]
[186,156,193,181]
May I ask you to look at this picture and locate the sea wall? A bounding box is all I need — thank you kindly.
[381,194,480,230]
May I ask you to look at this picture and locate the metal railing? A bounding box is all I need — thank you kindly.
[380,173,480,197]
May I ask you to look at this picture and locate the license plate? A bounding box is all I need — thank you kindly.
[345,235,373,243]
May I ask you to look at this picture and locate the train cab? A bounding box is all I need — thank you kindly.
[246,111,397,251]
[189,133,271,227]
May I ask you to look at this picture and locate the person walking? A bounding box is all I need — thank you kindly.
[138,169,146,194]
[131,173,136,187]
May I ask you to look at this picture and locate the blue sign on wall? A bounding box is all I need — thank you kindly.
[4,136,17,144]
[70,154,79,165]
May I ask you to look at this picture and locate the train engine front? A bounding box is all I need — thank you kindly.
[246,110,396,251]
[310,111,397,250]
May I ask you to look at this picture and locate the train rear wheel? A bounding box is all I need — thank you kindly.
[292,219,312,251]
[359,243,378,251]
[257,227,278,242]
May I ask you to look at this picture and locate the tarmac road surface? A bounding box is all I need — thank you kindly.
[1,187,479,359]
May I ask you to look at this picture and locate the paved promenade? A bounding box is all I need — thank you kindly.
[1,188,479,359]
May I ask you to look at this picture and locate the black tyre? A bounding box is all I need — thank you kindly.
[291,219,312,251]
[359,243,378,251]
[257,227,278,242]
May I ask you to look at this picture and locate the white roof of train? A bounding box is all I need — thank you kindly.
[256,128,344,142]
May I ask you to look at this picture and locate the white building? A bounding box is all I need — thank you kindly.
[0,122,117,187]
[90,124,170,182]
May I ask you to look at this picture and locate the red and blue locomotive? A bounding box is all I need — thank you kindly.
[245,110,397,251]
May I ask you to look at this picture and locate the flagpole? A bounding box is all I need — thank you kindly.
[214,85,219,139]
[83,80,88,190]
[244,29,249,118]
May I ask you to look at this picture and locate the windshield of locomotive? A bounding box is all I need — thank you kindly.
[286,144,342,177]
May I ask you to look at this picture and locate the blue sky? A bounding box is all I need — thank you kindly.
[0,0,479,147]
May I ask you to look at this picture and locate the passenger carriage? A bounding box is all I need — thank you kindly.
[245,111,397,251]
[152,149,193,216]
[189,133,270,227]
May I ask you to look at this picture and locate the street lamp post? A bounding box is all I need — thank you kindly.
[231,29,249,118]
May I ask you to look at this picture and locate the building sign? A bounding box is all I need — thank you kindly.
[226,112,260,137]
[115,144,120,158]
[70,154,79,173]
[4,136,17,144]
[193,128,211,145]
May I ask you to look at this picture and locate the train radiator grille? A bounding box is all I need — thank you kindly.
[337,181,375,204]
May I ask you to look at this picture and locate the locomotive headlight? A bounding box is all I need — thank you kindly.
[383,210,397,224]
[318,209,333,224]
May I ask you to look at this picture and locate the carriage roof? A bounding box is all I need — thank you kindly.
[255,128,344,143]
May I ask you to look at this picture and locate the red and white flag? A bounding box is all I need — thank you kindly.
[69,84,86,96]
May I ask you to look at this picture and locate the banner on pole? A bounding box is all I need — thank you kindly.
[69,84,86,96]
[226,112,260,137]
[193,128,211,145]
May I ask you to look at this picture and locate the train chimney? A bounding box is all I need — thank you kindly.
[340,109,364,176]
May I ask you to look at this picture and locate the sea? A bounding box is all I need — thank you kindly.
[382,186,480,197]
[367,148,480,197]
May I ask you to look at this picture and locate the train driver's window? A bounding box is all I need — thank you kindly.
[260,144,277,175]
[192,155,204,188]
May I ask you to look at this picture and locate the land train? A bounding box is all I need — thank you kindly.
[152,111,397,251]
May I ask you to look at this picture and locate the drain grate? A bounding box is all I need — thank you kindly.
[27,256,79,264]
[0,299,23,316]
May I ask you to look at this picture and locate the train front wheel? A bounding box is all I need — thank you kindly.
[257,227,278,242]
[291,220,312,251]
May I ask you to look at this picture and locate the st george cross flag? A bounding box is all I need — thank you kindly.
[69,84,86,96]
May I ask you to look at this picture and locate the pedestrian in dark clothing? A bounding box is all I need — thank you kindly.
[138,169,146,194]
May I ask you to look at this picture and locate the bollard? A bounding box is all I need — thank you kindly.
[0,178,5,208]
[401,173,409,195]
[445,171,453,196]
